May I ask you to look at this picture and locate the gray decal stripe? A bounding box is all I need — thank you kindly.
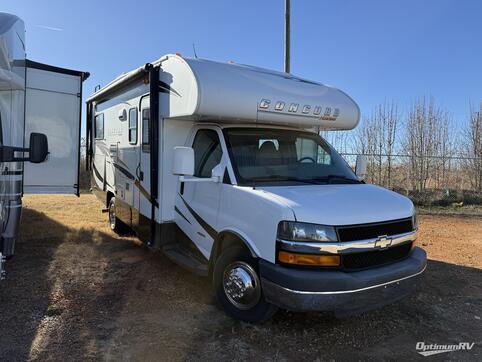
[113,163,135,180]
[175,206,191,225]
[116,158,132,171]
[135,179,158,208]
[111,162,158,207]
[93,163,113,188]
[92,163,104,182]
[158,81,181,97]
[180,196,218,239]
[1,170,23,175]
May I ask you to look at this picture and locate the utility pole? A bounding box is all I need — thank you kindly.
[284,0,290,73]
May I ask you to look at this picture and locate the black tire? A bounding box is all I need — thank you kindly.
[213,245,278,323]
[108,197,127,234]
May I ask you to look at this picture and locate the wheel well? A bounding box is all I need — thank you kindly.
[209,232,255,276]
[106,191,115,207]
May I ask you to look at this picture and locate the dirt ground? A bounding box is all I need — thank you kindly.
[0,195,481,361]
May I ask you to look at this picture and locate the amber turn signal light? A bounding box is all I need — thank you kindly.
[278,251,340,266]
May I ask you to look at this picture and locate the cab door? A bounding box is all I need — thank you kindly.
[23,60,87,195]
[174,127,225,257]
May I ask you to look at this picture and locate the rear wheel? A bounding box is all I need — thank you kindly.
[213,245,278,323]
[108,197,127,234]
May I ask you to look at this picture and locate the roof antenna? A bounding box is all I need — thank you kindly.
[192,43,198,58]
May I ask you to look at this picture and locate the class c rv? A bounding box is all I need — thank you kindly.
[0,13,88,279]
[86,54,426,322]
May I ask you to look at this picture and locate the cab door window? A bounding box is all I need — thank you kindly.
[192,130,222,178]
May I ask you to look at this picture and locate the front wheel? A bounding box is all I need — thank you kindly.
[213,246,278,323]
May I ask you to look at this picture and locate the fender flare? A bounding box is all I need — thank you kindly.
[209,229,261,272]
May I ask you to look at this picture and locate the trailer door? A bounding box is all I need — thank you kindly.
[23,60,88,195]
[133,97,152,241]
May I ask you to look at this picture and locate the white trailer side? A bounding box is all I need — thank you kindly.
[0,12,88,279]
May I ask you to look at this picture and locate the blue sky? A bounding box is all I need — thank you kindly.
[3,0,481,130]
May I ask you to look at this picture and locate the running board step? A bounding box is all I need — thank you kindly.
[162,244,209,277]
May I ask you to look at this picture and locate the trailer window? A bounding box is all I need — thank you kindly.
[142,108,150,152]
[192,130,222,178]
[128,107,137,144]
[95,114,104,140]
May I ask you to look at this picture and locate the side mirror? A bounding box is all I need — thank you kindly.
[28,133,49,163]
[355,154,368,180]
[0,132,48,163]
[172,146,194,176]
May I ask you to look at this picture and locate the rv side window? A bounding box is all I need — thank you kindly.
[295,138,331,165]
[95,114,104,140]
[128,107,137,144]
[192,130,222,178]
[142,108,150,152]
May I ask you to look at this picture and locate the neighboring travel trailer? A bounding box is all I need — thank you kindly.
[0,13,88,279]
[86,54,426,322]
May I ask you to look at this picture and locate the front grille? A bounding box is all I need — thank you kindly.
[336,218,413,242]
[342,243,412,271]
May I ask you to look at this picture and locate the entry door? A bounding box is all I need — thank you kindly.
[136,98,151,225]
[175,128,224,257]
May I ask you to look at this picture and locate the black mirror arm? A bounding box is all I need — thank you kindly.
[0,145,31,162]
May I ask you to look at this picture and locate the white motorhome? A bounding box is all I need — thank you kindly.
[0,13,88,278]
[87,54,426,322]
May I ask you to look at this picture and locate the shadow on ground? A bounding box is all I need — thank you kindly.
[0,207,481,361]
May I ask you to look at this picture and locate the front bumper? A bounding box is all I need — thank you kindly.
[260,247,427,316]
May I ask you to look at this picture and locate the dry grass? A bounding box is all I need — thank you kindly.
[1,194,480,361]
[418,215,482,268]
[21,194,139,245]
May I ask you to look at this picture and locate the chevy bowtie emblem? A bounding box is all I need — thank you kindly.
[375,235,392,248]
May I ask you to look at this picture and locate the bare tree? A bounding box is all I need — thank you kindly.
[319,130,353,154]
[464,103,482,191]
[379,102,399,187]
[403,97,453,192]
[353,101,399,187]
[354,114,379,183]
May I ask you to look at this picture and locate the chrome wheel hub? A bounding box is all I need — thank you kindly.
[109,202,115,228]
[223,261,261,310]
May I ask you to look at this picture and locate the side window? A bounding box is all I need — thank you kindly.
[128,107,137,144]
[142,108,150,152]
[192,130,222,178]
[95,114,104,140]
[295,138,331,164]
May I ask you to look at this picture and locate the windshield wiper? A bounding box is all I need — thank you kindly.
[312,175,362,184]
[249,175,321,185]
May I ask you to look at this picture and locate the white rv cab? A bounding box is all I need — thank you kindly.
[87,54,426,322]
[0,13,88,279]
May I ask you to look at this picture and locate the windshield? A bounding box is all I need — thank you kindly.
[223,128,360,186]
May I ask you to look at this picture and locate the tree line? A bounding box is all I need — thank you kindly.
[321,99,482,194]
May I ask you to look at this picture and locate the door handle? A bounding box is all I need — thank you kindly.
[135,164,143,181]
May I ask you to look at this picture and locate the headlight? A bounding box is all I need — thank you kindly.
[277,221,338,242]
